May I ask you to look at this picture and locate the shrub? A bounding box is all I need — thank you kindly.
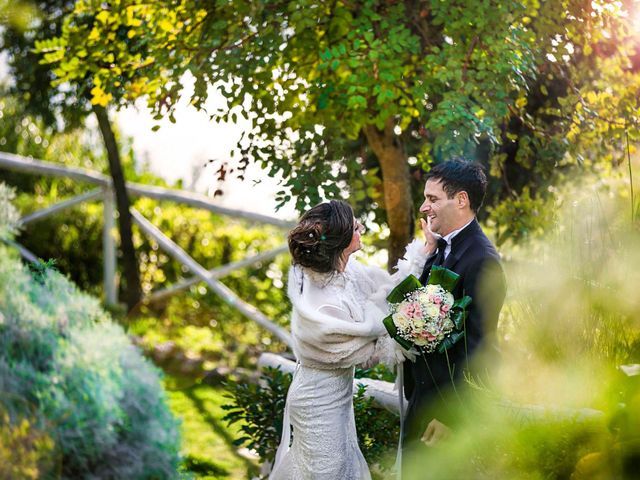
[0,215,182,479]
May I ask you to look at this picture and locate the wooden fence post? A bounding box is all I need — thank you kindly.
[103,186,118,306]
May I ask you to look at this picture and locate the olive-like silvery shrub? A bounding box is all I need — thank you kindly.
[0,183,182,479]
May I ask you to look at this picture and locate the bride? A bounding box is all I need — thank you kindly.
[269,200,432,480]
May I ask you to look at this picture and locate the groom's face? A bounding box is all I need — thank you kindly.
[420,179,459,236]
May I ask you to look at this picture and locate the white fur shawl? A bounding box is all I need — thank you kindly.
[287,239,427,369]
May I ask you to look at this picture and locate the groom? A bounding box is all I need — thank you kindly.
[402,159,507,475]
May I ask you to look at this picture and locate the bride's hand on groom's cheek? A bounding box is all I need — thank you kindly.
[421,418,451,447]
[420,218,437,255]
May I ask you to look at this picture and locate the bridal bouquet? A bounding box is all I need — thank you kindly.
[383,266,472,354]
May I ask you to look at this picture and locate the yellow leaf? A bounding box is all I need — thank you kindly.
[475,108,486,119]
[90,85,104,96]
[90,85,112,107]
[515,97,527,109]
[584,44,593,56]
[158,19,173,32]
[96,10,110,24]
[88,28,100,41]
[127,29,137,39]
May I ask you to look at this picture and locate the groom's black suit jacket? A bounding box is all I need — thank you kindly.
[402,219,506,443]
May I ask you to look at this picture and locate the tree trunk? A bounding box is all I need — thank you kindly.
[93,104,142,311]
[363,119,415,270]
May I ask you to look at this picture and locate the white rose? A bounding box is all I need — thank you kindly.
[444,292,454,306]
[425,285,438,294]
[412,317,426,330]
[413,336,428,346]
[426,304,440,318]
[393,312,410,330]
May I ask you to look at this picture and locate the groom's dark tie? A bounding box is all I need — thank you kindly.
[432,237,448,267]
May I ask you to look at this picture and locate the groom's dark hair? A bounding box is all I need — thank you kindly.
[425,159,488,213]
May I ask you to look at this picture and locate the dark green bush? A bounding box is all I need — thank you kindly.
[222,366,292,463]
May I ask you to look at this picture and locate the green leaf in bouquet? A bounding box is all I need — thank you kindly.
[383,315,397,337]
[386,274,423,303]
[437,331,465,353]
[453,295,472,310]
[383,315,414,351]
[427,266,461,292]
[450,309,468,330]
[451,295,472,330]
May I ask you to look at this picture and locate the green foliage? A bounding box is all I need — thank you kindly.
[222,366,291,464]
[0,0,96,129]
[0,183,20,240]
[128,198,291,372]
[0,409,55,480]
[355,363,395,383]
[486,186,557,247]
[0,91,292,342]
[0,0,37,31]
[0,92,131,294]
[36,0,640,254]
[353,383,399,469]
[0,237,182,478]
[223,366,400,476]
[404,403,609,480]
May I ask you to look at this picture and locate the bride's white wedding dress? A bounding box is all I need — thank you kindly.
[269,240,427,480]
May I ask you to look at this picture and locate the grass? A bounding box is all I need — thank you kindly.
[163,377,259,480]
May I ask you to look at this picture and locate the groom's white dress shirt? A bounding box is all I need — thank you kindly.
[439,218,474,260]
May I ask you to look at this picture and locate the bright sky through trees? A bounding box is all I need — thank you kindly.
[116,72,297,220]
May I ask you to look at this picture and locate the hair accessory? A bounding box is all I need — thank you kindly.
[320,234,326,241]
[308,233,313,238]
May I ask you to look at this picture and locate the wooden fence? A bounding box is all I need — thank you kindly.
[0,151,293,346]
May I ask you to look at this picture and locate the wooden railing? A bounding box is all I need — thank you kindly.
[0,151,293,346]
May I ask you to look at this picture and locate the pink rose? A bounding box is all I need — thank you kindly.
[420,331,436,341]
[400,301,423,320]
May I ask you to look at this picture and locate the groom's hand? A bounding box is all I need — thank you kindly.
[420,217,438,255]
[421,418,451,446]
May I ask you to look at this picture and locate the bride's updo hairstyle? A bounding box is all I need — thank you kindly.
[288,200,354,273]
